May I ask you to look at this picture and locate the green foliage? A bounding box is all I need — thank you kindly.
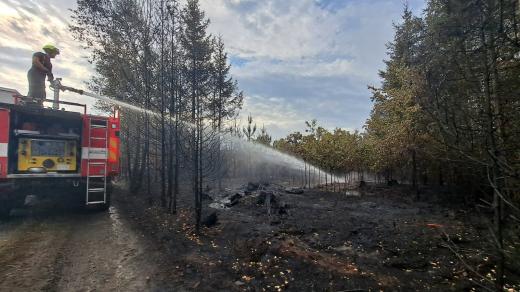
[242,114,257,142]
[209,36,244,130]
[273,121,366,175]
[255,125,272,146]
[274,1,520,196]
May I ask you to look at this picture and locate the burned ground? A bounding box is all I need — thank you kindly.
[117,183,520,291]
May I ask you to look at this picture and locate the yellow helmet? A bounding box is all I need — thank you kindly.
[42,44,60,54]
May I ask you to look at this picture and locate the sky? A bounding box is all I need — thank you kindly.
[0,0,426,139]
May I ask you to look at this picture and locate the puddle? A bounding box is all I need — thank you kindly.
[109,206,124,235]
[209,202,229,210]
[345,190,361,197]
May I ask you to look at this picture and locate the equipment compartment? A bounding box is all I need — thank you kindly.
[8,106,82,174]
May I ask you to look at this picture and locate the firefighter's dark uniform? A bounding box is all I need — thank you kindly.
[27,52,53,102]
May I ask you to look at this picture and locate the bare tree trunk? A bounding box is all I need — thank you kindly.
[331,171,336,193]
[481,16,505,289]
[159,1,167,208]
[325,172,328,191]
[132,122,146,193]
[167,120,174,211]
[308,166,311,188]
[304,161,307,189]
[412,148,418,199]
[318,168,321,187]
[313,167,316,188]
[146,116,152,205]
[173,117,180,214]
[344,174,347,191]
[193,92,201,232]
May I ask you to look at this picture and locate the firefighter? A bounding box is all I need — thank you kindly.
[27,44,60,104]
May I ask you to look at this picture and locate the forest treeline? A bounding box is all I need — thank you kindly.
[273,1,519,205]
[270,2,519,288]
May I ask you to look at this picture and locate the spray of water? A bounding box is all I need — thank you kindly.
[83,92,160,118]
[83,91,342,186]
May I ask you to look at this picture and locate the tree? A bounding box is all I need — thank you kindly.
[72,0,244,232]
[255,125,272,146]
[208,35,243,190]
[181,0,214,232]
[365,4,429,187]
[209,35,243,131]
[71,0,159,196]
[419,1,520,288]
[242,114,257,142]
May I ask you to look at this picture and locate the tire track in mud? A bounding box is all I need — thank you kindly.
[0,206,166,292]
[41,225,73,292]
[55,207,152,292]
[0,217,74,291]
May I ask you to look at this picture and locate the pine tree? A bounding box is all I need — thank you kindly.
[210,35,243,131]
[242,114,257,142]
[255,125,272,146]
[365,5,428,187]
[181,0,214,232]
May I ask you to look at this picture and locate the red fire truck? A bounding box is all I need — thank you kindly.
[0,83,120,218]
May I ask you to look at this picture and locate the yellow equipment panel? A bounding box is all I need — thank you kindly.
[17,138,77,172]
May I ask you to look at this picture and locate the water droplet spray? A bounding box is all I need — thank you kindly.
[82,91,340,187]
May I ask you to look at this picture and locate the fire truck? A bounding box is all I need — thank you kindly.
[0,81,120,218]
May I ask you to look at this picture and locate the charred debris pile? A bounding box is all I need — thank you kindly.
[202,182,304,226]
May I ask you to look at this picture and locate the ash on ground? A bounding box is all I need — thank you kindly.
[117,183,519,291]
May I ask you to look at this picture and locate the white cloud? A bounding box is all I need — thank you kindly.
[200,0,426,138]
[238,94,305,138]
[0,0,96,110]
[200,0,335,60]
[232,57,356,79]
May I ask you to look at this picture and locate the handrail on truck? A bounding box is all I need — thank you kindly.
[14,95,88,115]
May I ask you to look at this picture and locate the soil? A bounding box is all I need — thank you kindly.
[0,202,179,291]
[0,183,518,291]
[116,183,520,291]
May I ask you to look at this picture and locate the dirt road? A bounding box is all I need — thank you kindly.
[0,204,173,292]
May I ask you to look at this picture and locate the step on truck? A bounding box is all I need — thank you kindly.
[0,84,120,218]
